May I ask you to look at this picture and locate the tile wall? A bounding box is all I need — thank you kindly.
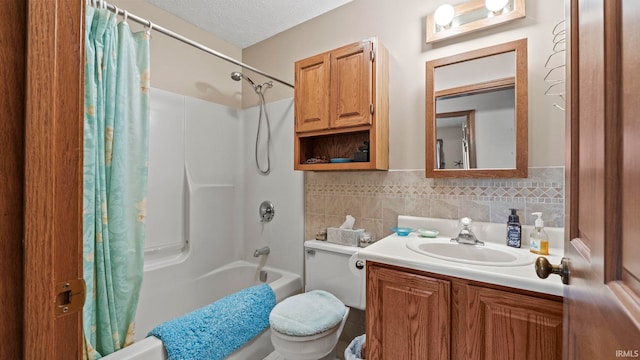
[304,167,564,242]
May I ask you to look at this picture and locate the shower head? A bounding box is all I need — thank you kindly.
[230,71,256,87]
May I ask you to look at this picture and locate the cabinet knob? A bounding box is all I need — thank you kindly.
[535,257,570,285]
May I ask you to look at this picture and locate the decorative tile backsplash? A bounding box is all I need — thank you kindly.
[304,167,564,241]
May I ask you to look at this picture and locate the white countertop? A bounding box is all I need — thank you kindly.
[358,217,566,297]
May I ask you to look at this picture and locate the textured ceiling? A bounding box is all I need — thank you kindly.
[147,0,353,48]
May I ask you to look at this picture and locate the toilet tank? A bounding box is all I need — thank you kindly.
[304,240,365,310]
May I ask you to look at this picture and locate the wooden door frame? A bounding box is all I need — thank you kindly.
[24,0,84,358]
[0,1,27,358]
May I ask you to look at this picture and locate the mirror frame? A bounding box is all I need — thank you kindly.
[425,38,528,178]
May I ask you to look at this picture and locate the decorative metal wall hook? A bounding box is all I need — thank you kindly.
[544,19,566,112]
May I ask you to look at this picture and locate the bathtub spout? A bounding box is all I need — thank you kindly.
[253,246,270,257]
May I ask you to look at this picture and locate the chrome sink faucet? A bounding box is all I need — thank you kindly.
[451,217,484,246]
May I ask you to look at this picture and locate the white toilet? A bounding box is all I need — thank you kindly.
[268,240,365,360]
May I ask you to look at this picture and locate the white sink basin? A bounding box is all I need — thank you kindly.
[406,237,535,267]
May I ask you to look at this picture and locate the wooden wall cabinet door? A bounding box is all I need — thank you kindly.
[366,264,451,360]
[294,53,330,133]
[293,38,388,171]
[330,40,373,129]
[295,40,373,134]
[457,285,563,360]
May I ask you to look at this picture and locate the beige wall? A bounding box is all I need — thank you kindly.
[243,0,565,169]
[110,0,243,108]
[106,0,565,168]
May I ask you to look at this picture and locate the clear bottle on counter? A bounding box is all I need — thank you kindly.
[529,212,549,255]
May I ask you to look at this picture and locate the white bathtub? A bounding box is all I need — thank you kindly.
[102,261,302,360]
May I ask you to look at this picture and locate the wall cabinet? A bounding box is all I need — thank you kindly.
[366,262,563,360]
[294,38,389,170]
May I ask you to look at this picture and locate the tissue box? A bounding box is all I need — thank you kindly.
[326,227,364,246]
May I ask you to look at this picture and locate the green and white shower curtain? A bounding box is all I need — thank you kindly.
[83,6,150,359]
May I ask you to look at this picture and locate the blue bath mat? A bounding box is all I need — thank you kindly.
[148,283,276,360]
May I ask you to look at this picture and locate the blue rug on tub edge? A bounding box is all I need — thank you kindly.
[148,283,276,360]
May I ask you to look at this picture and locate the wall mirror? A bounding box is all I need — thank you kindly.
[425,38,528,178]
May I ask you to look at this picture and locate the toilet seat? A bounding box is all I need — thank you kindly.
[271,321,340,342]
[269,290,346,337]
[270,307,350,360]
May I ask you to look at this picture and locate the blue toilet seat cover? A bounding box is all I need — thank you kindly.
[269,290,346,336]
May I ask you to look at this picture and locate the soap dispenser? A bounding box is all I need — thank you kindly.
[506,208,522,248]
[529,212,549,255]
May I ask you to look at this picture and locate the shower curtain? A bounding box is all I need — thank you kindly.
[83,6,150,359]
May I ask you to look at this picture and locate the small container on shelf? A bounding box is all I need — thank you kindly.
[329,158,353,163]
[315,229,327,241]
[359,232,375,247]
[353,141,370,162]
[417,228,439,238]
[391,227,413,236]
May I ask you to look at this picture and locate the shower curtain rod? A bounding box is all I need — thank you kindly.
[99,1,295,89]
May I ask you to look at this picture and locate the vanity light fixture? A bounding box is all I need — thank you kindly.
[485,0,509,14]
[426,0,525,44]
[434,4,455,28]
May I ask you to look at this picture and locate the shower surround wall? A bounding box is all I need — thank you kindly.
[304,167,564,242]
[146,88,245,267]
[243,98,304,276]
[138,89,303,338]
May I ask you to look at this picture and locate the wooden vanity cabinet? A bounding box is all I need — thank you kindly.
[366,262,563,360]
[294,38,389,171]
[367,263,451,360]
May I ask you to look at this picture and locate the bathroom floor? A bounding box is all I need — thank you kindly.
[336,339,349,359]
[263,351,285,360]
[263,351,344,360]
[262,337,351,360]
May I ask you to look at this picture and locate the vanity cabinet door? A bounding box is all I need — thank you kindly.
[459,285,563,360]
[366,264,451,360]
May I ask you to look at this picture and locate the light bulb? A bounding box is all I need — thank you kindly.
[485,0,509,13]
[434,4,455,27]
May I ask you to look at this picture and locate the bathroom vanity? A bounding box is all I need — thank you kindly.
[359,216,564,360]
